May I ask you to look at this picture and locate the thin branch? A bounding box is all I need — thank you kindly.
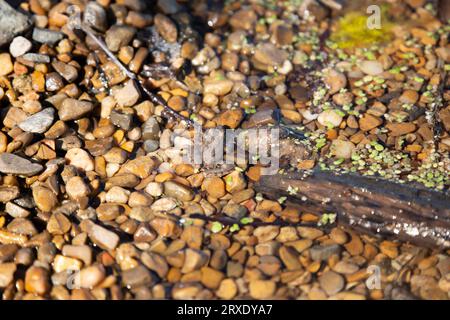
[68,10,195,127]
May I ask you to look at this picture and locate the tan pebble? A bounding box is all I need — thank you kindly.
[201,267,224,289]
[53,254,82,273]
[216,278,237,299]
[0,53,14,76]
[344,234,364,256]
[319,271,345,296]
[359,114,383,131]
[65,148,95,171]
[385,122,416,137]
[33,186,58,212]
[47,212,71,235]
[65,176,90,200]
[181,248,208,273]
[25,266,50,295]
[249,280,276,299]
[379,241,399,259]
[202,176,226,198]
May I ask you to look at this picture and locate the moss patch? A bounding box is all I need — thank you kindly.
[330,8,394,49]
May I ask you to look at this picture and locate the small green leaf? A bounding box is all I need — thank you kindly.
[240,217,254,225]
[211,222,223,233]
[230,224,240,233]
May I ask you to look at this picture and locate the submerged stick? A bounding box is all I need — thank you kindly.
[255,170,450,249]
[67,8,195,127]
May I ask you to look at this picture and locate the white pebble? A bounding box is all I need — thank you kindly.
[9,36,32,58]
[317,109,343,128]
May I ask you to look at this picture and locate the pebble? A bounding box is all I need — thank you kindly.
[130,206,155,222]
[52,60,78,83]
[319,271,345,296]
[254,43,288,67]
[154,14,178,43]
[182,248,208,273]
[47,212,71,235]
[76,265,106,289]
[224,171,246,193]
[310,244,341,261]
[97,203,123,221]
[254,226,280,243]
[330,139,355,159]
[359,60,384,76]
[22,53,50,64]
[9,36,32,58]
[18,108,55,134]
[65,148,95,172]
[202,177,226,198]
[141,117,160,140]
[201,267,224,289]
[53,254,82,273]
[216,109,244,129]
[324,69,347,94]
[203,79,234,96]
[114,79,140,107]
[81,220,120,251]
[249,280,276,299]
[105,25,136,52]
[229,9,257,30]
[59,99,94,121]
[85,138,113,157]
[66,176,90,200]
[0,1,31,46]
[0,153,43,177]
[25,266,50,295]
[5,202,30,219]
[385,122,417,137]
[110,110,134,130]
[332,261,359,274]
[7,218,37,236]
[216,278,238,299]
[164,181,194,202]
[318,110,343,128]
[359,114,383,131]
[0,263,16,287]
[222,203,247,220]
[121,265,155,289]
[32,28,63,45]
[145,182,163,197]
[84,1,108,32]
[0,53,14,76]
[0,186,20,203]
[62,245,92,266]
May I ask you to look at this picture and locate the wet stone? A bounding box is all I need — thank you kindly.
[0,186,20,203]
[9,36,32,58]
[0,0,32,47]
[32,28,64,45]
[154,14,178,43]
[105,25,136,52]
[121,265,155,289]
[110,110,134,130]
[19,108,55,134]
[84,137,113,157]
[59,99,94,121]
[52,60,78,83]
[319,271,345,296]
[0,153,43,177]
[310,244,341,261]
[22,53,51,64]
[84,1,108,32]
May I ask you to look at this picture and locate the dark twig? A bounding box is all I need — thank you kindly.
[69,17,195,127]
[187,213,330,229]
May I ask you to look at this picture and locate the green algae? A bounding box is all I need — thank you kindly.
[330,7,394,49]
